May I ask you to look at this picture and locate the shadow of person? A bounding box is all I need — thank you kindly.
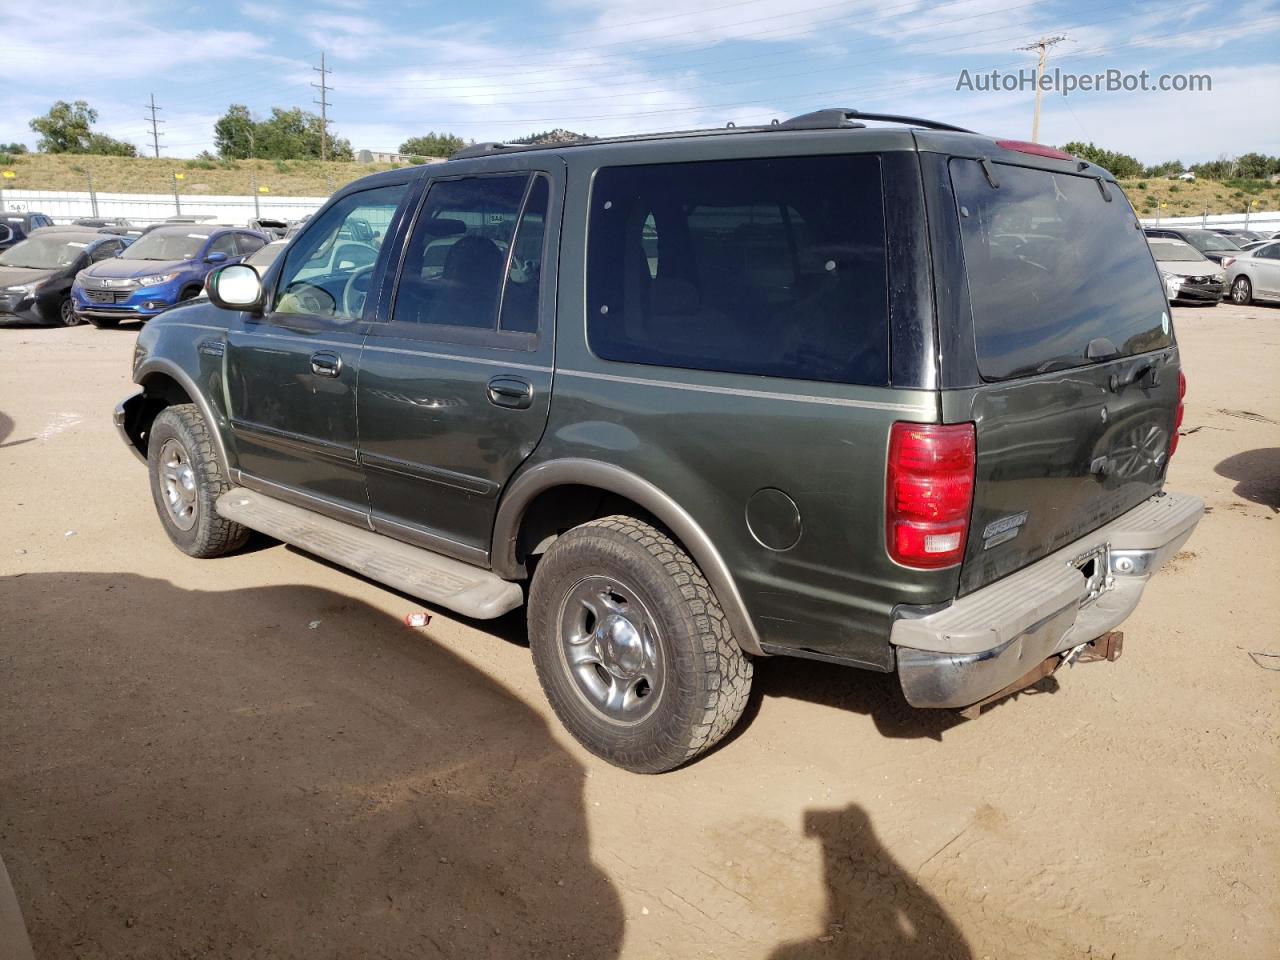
[1214,447,1280,511]
[0,572,623,959]
[769,805,972,960]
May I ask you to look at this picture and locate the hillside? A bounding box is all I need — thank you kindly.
[0,153,437,197]
[2,153,1279,217]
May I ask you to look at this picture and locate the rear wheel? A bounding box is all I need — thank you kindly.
[1231,276,1253,305]
[528,515,753,773]
[147,404,248,558]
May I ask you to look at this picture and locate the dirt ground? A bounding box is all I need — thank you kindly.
[1,303,1276,959]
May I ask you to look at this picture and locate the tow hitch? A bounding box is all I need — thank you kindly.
[958,631,1125,720]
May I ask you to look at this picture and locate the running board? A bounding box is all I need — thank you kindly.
[215,487,523,620]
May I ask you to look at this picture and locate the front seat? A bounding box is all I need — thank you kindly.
[434,235,505,327]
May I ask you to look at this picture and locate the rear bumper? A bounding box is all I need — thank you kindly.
[892,491,1203,708]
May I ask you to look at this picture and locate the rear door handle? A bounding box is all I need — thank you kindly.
[310,351,342,378]
[487,376,533,410]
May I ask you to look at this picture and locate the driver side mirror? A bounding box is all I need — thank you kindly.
[206,263,264,313]
[205,251,229,263]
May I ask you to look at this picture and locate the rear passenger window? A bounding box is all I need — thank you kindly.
[393,174,529,331]
[586,154,889,385]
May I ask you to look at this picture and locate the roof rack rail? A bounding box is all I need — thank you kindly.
[777,108,974,133]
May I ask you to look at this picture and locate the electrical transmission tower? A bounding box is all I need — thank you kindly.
[144,94,164,157]
[1016,35,1068,143]
[312,52,332,162]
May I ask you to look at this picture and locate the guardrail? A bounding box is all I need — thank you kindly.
[0,189,328,225]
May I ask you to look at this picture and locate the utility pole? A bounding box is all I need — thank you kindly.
[144,94,164,158]
[312,51,332,163]
[1017,35,1067,143]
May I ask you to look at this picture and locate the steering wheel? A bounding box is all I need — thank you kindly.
[281,281,336,316]
[343,264,376,317]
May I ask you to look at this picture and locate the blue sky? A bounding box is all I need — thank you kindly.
[5,0,1279,163]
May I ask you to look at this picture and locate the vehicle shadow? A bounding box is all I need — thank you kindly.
[769,804,973,960]
[0,410,35,449]
[1214,447,1280,511]
[0,572,623,959]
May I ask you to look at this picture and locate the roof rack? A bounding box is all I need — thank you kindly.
[448,107,975,160]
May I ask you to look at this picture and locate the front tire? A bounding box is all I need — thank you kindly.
[528,515,753,773]
[147,404,248,558]
[1231,276,1253,305]
[59,296,81,326]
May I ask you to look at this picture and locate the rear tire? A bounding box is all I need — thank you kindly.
[88,317,119,329]
[1231,276,1253,305]
[147,404,248,558]
[528,515,753,773]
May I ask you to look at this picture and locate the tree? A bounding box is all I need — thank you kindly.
[28,100,136,156]
[213,104,353,161]
[1233,152,1280,179]
[398,132,465,157]
[1143,160,1185,178]
[0,142,28,155]
[1190,156,1238,180]
[1060,141,1143,179]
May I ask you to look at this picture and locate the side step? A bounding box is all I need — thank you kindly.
[216,487,523,620]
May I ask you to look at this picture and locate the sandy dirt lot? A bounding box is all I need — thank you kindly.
[1,304,1277,959]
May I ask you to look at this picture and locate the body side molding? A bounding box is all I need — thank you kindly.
[492,458,765,656]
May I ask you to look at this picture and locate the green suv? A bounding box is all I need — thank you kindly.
[115,109,1202,772]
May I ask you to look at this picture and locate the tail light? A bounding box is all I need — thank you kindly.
[886,422,976,569]
[1169,370,1186,459]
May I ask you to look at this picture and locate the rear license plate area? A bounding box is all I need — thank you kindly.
[1071,543,1112,605]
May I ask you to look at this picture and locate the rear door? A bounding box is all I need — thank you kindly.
[937,154,1180,594]
[225,181,413,521]
[1251,243,1280,297]
[355,161,562,563]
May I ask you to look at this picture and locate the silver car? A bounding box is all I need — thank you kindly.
[1147,237,1224,305]
[1223,241,1280,305]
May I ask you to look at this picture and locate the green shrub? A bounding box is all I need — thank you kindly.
[273,159,290,174]
[1135,181,1147,190]
[1168,184,1180,193]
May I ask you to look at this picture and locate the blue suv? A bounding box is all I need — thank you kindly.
[72,225,267,328]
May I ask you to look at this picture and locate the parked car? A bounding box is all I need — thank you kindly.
[97,224,146,239]
[1209,228,1266,244]
[1223,241,1280,305]
[72,225,267,328]
[114,108,1201,772]
[1239,240,1271,252]
[0,230,133,326]
[245,238,288,271]
[73,217,133,228]
[1143,226,1243,265]
[0,211,56,252]
[1146,237,1224,304]
[248,218,290,240]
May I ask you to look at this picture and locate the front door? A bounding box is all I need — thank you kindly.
[356,163,562,563]
[226,181,413,522]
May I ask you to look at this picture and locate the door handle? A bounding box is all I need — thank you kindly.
[487,376,533,410]
[310,351,342,378]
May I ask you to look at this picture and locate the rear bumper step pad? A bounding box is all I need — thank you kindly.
[216,487,523,620]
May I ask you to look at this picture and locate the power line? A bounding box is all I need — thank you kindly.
[144,93,165,158]
[312,51,332,162]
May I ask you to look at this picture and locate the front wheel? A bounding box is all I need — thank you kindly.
[528,515,753,773]
[147,404,248,558]
[59,296,81,326]
[1231,276,1253,305]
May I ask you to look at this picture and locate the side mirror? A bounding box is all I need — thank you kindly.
[206,263,264,313]
[206,251,229,263]
[114,249,124,257]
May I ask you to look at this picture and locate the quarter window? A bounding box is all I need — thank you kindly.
[586,154,889,385]
[273,183,408,321]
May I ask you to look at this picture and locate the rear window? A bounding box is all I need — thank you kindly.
[952,160,1171,381]
[587,154,888,386]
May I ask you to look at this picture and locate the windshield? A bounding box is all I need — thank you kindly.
[1182,230,1241,252]
[0,236,90,269]
[952,160,1171,381]
[1149,240,1208,263]
[123,231,207,261]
